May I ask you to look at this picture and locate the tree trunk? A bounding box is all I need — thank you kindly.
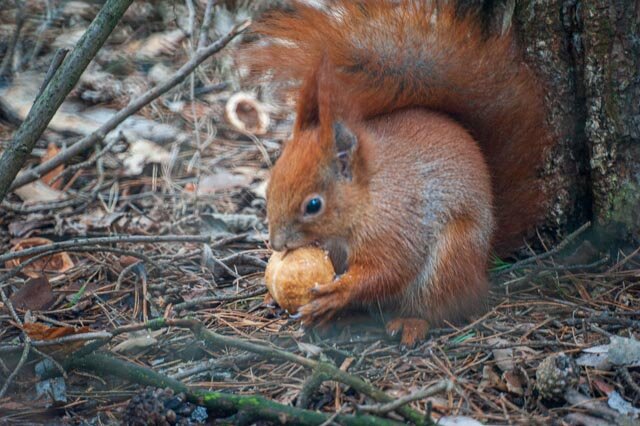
[514,0,640,243]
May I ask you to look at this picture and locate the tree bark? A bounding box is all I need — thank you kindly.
[514,0,640,243]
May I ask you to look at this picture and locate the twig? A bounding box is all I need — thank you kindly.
[0,0,25,79]
[0,0,136,202]
[2,192,93,213]
[297,367,330,408]
[220,252,268,269]
[357,380,454,415]
[36,48,69,98]
[7,20,251,194]
[0,339,30,398]
[23,0,55,67]
[0,283,22,326]
[563,389,618,421]
[0,332,112,353]
[115,260,143,291]
[198,0,217,49]
[0,275,33,397]
[0,246,158,283]
[618,367,640,400]
[563,316,640,330]
[48,133,125,187]
[169,354,258,380]
[494,222,591,276]
[31,346,67,378]
[0,234,226,264]
[173,287,266,312]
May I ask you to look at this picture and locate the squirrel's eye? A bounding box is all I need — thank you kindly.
[303,196,323,216]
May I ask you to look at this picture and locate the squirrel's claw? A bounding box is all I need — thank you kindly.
[298,280,348,327]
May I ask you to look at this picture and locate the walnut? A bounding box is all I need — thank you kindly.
[264,247,335,314]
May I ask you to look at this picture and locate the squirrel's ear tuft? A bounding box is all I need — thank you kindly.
[333,122,357,180]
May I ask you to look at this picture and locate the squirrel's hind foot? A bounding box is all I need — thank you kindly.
[386,318,429,349]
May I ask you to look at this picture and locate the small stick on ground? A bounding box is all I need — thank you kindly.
[0,234,230,264]
[0,339,30,398]
[494,222,592,276]
[357,380,454,415]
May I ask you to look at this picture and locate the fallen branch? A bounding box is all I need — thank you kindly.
[7,20,250,194]
[60,352,404,426]
[145,318,430,425]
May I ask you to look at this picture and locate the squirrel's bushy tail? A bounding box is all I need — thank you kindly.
[243,0,552,253]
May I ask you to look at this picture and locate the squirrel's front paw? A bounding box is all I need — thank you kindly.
[297,280,349,327]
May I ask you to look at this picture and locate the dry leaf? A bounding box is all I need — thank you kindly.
[80,210,125,230]
[120,255,141,267]
[593,379,615,396]
[197,171,252,195]
[23,322,91,341]
[41,142,64,189]
[251,179,268,199]
[23,322,92,354]
[479,365,506,392]
[112,330,163,353]
[129,29,186,59]
[488,337,540,372]
[120,139,171,176]
[0,398,48,411]
[578,336,640,370]
[297,342,323,357]
[608,391,640,418]
[8,216,54,238]
[502,366,529,396]
[9,276,57,311]
[5,237,74,278]
[13,180,64,203]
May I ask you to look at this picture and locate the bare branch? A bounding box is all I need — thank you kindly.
[6,20,251,195]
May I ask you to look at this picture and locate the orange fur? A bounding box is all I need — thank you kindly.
[243,0,552,345]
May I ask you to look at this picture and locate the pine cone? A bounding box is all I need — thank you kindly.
[535,352,579,400]
[123,387,205,425]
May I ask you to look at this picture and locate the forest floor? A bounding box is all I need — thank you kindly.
[1,2,639,425]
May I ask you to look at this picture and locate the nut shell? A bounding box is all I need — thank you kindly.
[264,247,335,314]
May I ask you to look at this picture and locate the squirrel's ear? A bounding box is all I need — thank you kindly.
[333,122,357,180]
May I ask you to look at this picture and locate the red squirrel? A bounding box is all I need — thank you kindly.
[243,0,552,346]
